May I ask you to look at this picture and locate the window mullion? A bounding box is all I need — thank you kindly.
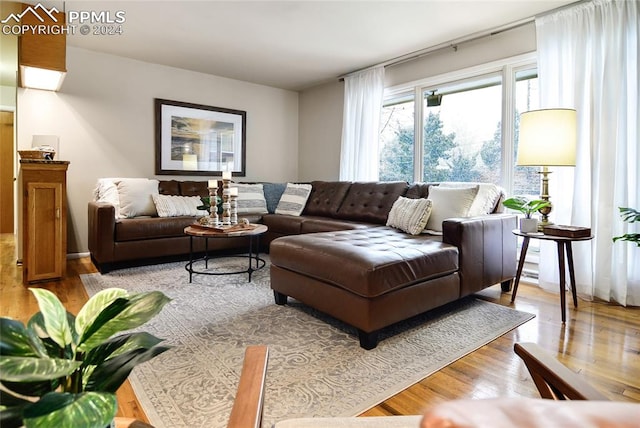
[414,86,423,182]
[502,64,516,195]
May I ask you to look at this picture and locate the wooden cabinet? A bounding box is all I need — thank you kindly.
[21,160,69,284]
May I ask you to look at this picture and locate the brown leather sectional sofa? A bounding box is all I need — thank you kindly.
[89,179,517,348]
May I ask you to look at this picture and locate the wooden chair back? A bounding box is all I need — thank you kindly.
[514,342,607,400]
[227,345,269,428]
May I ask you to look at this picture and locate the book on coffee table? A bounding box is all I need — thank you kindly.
[543,225,591,238]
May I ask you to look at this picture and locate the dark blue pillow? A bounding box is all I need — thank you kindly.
[262,183,287,214]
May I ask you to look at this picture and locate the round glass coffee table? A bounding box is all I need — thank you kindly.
[184,224,268,283]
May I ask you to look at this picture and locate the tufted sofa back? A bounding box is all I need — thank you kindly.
[335,181,409,224]
[159,180,208,197]
[303,181,351,217]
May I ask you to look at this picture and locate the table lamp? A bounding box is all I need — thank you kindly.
[517,108,577,228]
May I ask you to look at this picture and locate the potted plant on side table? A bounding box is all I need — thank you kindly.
[503,197,551,233]
[0,287,171,428]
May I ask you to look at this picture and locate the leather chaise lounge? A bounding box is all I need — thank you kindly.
[265,181,517,349]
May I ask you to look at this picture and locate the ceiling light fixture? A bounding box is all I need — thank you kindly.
[20,65,66,91]
[18,3,67,91]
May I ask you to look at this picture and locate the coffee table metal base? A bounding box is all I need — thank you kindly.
[185,234,265,283]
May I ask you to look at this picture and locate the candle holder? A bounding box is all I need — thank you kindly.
[230,192,238,225]
[207,185,219,226]
[221,177,231,225]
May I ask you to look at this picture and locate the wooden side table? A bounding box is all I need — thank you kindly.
[511,229,594,323]
[20,160,70,284]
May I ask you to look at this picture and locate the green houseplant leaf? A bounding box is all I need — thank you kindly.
[619,207,640,223]
[502,197,551,219]
[75,288,129,339]
[613,207,640,247]
[83,332,165,367]
[1,403,28,428]
[0,318,47,358]
[78,291,171,353]
[23,391,117,428]
[85,345,171,393]
[29,289,73,350]
[0,356,80,383]
[27,311,76,359]
[1,378,58,399]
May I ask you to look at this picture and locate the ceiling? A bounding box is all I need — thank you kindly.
[32,1,576,91]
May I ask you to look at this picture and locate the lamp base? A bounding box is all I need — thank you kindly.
[538,167,553,231]
[538,218,553,232]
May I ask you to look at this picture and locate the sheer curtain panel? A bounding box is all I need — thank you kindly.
[339,66,385,181]
[536,0,639,305]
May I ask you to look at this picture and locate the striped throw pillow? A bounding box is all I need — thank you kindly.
[152,195,208,217]
[235,183,268,215]
[386,196,433,235]
[275,183,312,216]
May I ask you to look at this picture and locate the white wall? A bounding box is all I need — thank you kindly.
[298,22,537,179]
[17,47,299,254]
[298,80,344,181]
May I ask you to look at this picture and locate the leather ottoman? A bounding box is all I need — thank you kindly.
[269,227,461,349]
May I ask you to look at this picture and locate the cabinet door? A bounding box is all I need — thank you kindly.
[26,182,63,282]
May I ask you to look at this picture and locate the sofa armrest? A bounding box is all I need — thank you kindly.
[442,214,517,296]
[88,201,116,265]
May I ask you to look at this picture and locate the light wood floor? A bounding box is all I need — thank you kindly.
[2,233,638,424]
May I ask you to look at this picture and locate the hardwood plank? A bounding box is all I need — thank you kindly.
[1,233,638,425]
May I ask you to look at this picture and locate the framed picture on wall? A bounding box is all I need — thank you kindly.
[155,98,247,176]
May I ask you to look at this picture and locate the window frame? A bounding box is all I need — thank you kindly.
[383,52,537,196]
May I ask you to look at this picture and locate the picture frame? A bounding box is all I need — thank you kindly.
[155,98,247,176]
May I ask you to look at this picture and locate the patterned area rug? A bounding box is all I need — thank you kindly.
[81,257,534,428]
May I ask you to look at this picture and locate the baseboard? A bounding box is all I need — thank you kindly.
[67,252,90,260]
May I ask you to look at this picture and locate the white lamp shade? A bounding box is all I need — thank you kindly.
[517,108,577,166]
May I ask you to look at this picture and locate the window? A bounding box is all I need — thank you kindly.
[379,54,539,197]
[513,68,540,197]
[422,75,502,183]
[379,94,414,182]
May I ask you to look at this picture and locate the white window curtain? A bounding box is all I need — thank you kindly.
[536,0,639,306]
[339,66,385,181]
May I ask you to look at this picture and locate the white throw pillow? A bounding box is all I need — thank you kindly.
[152,194,208,217]
[94,179,122,219]
[425,185,479,233]
[275,183,312,216]
[235,183,268,215]
[115,178,159,218]
[386,197,433,235]
[439,182,503,216]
